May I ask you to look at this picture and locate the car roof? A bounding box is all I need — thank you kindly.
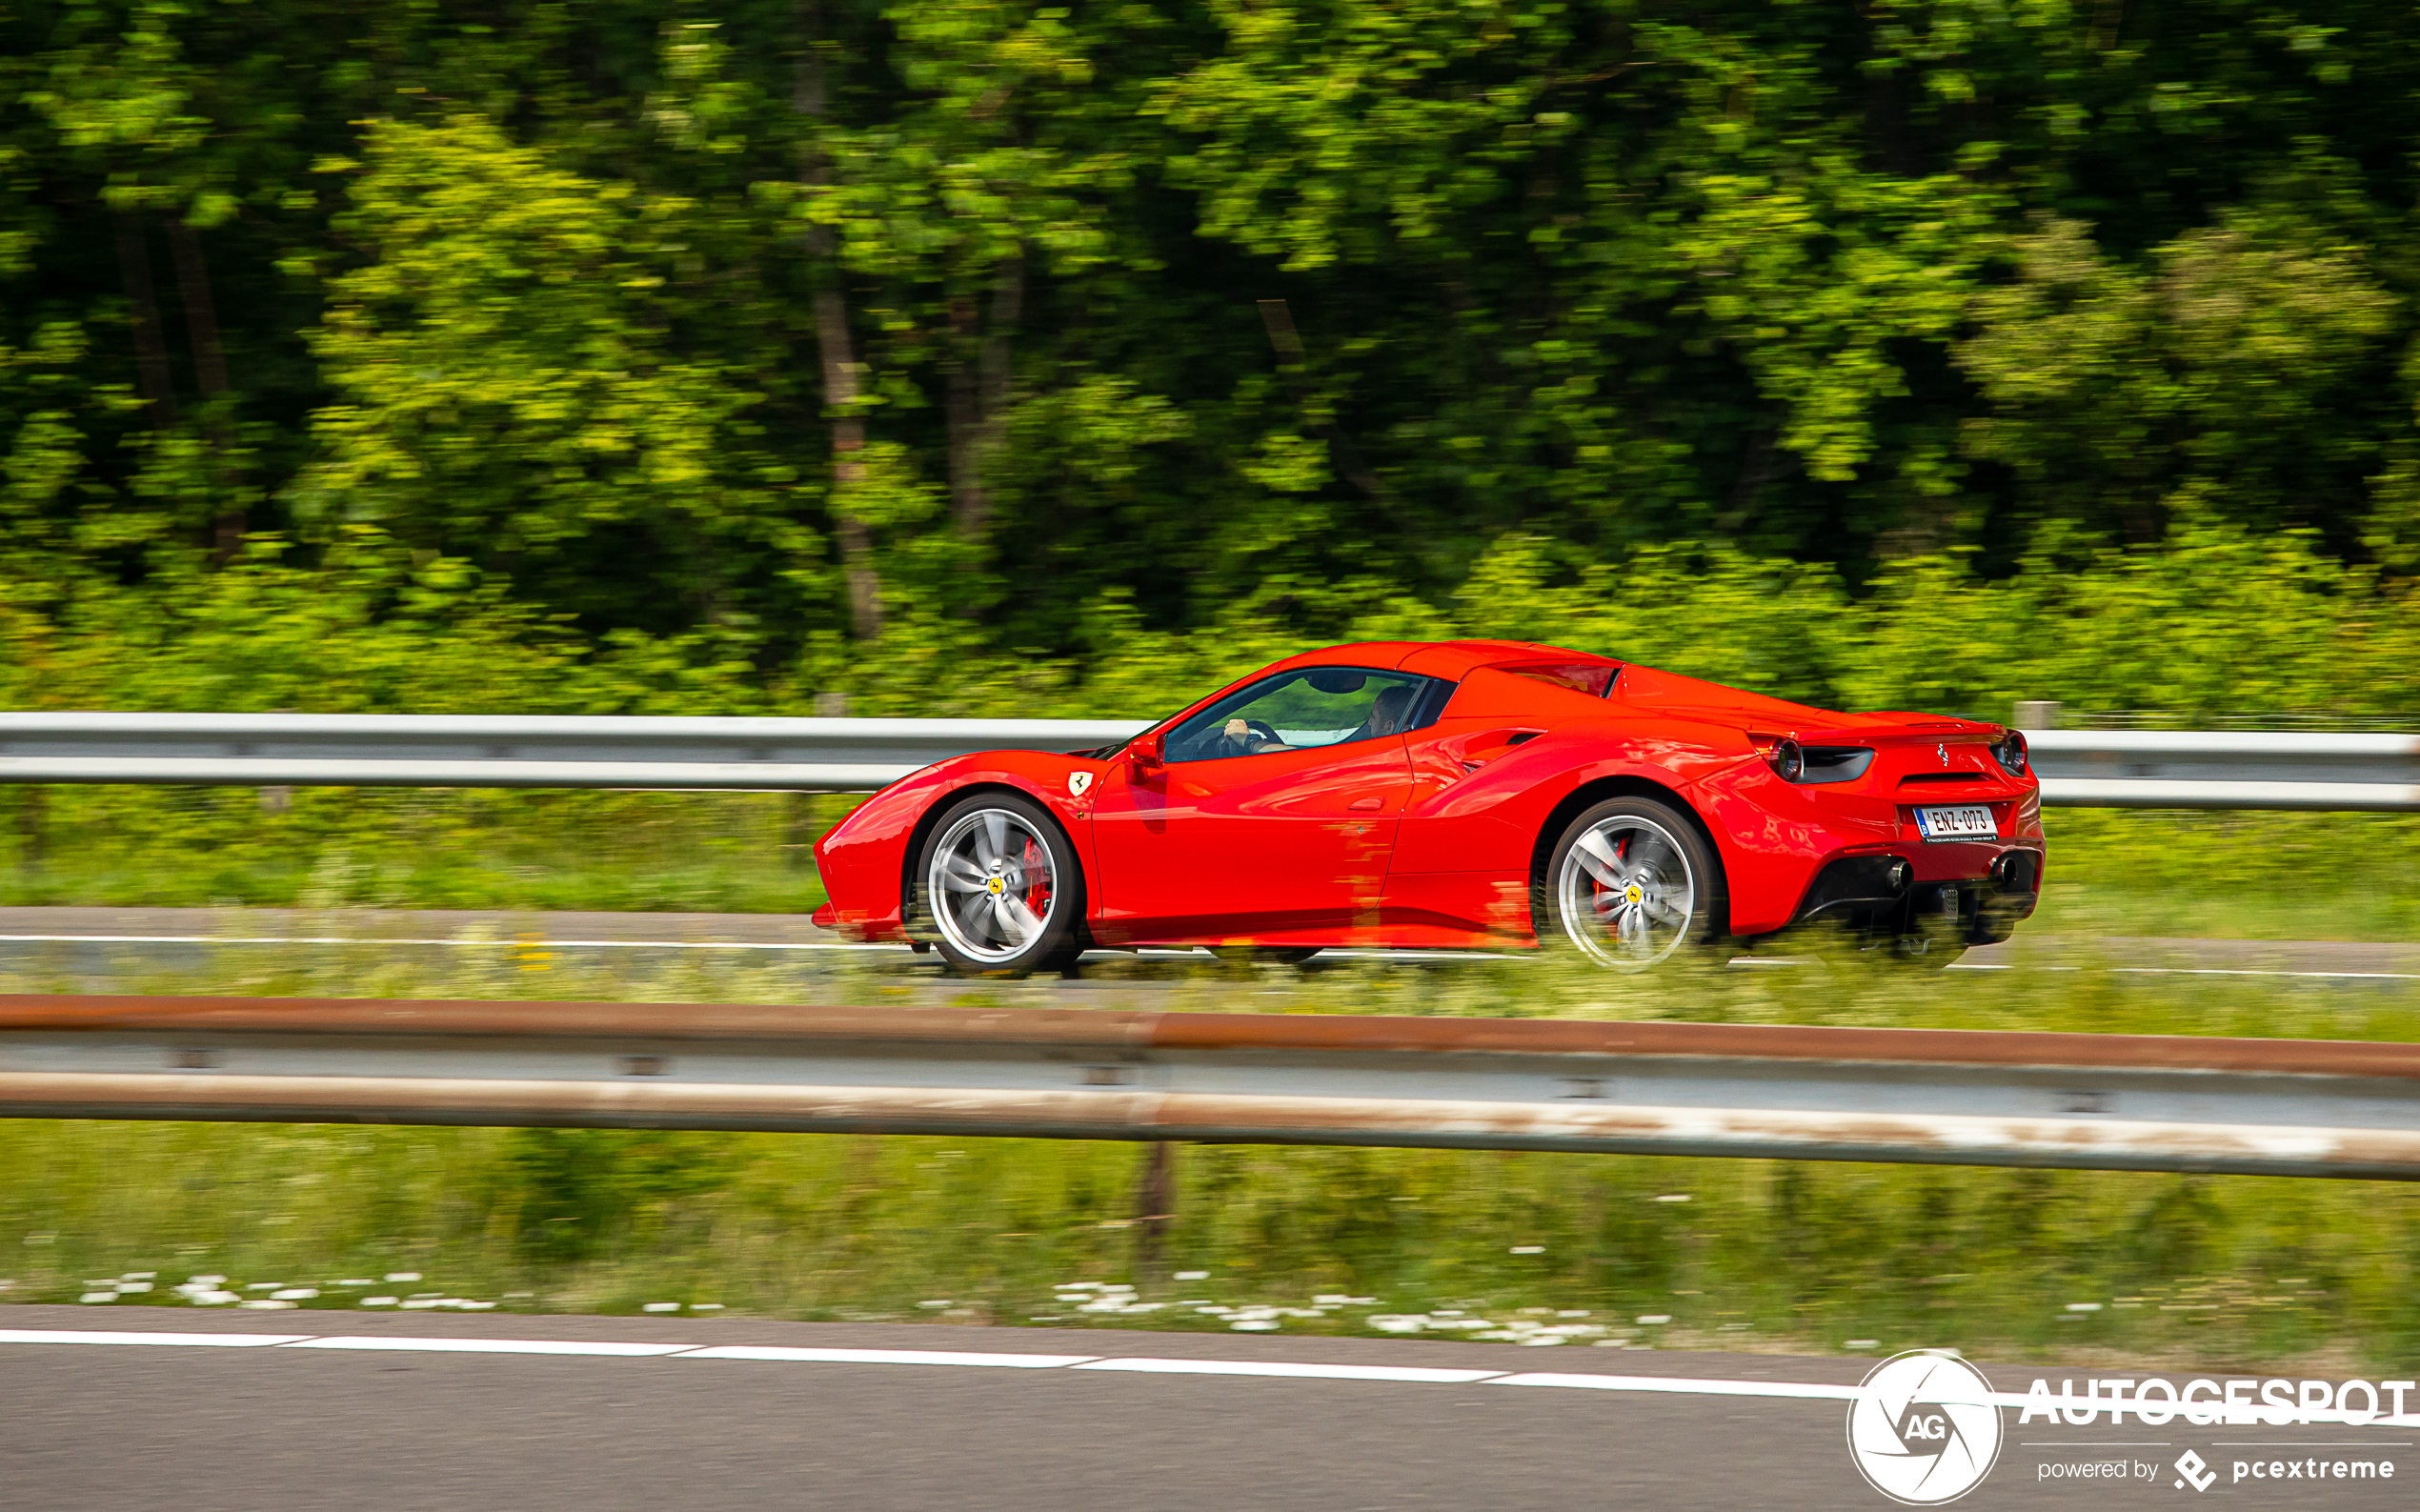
[1260,640,1620,682]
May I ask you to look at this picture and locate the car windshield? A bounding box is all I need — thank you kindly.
[1165,667,1434,762]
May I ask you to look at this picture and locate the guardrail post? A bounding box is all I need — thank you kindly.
[1136,1140,1176,1271]
[785,793,815,871]
[14,787,41,878]
[2012,700,2061,730]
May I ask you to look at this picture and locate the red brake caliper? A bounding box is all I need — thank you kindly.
[1596,834,1624,938]
[1020,837,1052,917]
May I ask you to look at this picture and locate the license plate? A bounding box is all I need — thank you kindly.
[1914,804,1997,841]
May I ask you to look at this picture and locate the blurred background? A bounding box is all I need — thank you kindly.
[2,0,2418,1374]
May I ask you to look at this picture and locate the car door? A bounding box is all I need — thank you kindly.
[1087,667,1429,941]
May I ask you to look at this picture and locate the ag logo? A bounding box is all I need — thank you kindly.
[1845,1351,2003,1504]
[1068,771,1095,797]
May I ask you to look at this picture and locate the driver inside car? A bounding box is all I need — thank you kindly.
[1220,716,1288,755]
[1351,684,1416,742]
[1222,682,1416,756]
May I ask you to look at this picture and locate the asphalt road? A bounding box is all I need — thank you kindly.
[1,1306,2410,1511]
[1,906,2415,1001]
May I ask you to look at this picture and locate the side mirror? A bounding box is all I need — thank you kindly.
[1129,733,1165,775]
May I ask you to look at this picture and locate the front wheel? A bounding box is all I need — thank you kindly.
[1542,797,1726,970]
[915,794,1086,978]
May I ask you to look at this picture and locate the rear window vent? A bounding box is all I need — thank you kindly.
[1498,661,1621,698]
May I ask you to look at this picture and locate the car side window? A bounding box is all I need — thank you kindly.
[1165,667,1439,762]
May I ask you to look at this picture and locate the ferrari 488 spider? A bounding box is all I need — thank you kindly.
[812,640,2045,976]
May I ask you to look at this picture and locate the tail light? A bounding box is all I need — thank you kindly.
[1765,738,1805,783]
[1993,730,2028,776]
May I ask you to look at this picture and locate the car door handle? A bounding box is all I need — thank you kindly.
[1347,796,1383,811]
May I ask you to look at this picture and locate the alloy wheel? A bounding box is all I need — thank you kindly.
[1556,815,1698,968]
[928,808,1059,964]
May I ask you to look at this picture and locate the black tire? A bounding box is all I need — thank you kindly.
[1209,946,1321,966]
[912,793,1087,978]
[1538,796,1727,970]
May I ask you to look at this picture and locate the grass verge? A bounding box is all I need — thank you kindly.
[5,789,2418,942]
[2,934,2417,1375]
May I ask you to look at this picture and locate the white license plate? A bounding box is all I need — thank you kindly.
[1914,804,1997,841]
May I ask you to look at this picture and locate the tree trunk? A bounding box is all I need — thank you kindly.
[949,250,1024,538]
[168,219,246,562]
[965,248,1023,538]
[811,276,881,639]
[113,210,178,428]
[1256,297,1387,503]
[794,0,882,641]
[947,293,981,534]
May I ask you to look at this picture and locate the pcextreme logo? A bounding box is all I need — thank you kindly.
[2174,1451,2218,1491]
[1845,1351,2005,1505]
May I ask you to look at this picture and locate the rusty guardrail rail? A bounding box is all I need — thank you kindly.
[3,996,2416,1179]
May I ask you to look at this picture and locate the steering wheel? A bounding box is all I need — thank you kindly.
[1221,718,1282,756]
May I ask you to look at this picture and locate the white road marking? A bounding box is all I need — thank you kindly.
[7,933,2405,977]
[0,934,892,952]
[6,1327,2420,1430]
[679,1345,1097,1368]
[1946,963,2420,980]
[280,1335,696,1357]
[0,1329,309,1347]
[0,936,1522,963]
[1489,1371,1863,1401]
[1073,1357,1501,1384]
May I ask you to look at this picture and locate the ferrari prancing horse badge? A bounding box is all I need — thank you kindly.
[1069,771,1095,796]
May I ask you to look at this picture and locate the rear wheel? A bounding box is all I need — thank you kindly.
[915,794,1086,978]
[1542,797,1726,970]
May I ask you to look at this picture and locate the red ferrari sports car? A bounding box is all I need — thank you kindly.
[812,640,2045,976]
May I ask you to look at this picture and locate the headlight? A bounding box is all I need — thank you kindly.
[1765,738,1805,783]
[1993,730,2028,776]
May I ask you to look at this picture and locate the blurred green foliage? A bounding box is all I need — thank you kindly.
[6,0,2420,713]
[4,0,2420,912]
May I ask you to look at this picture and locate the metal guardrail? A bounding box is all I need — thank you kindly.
[0,713,2413,809]
[0,713,1151,793]
[2027,730,2420,813]
[4,996,2417,1179]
